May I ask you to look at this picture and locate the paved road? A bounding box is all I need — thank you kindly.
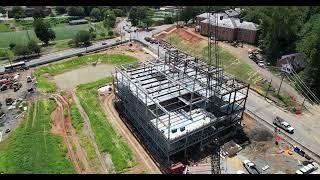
[0,38,128,72]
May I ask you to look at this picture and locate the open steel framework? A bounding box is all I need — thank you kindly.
[113,44,249,167]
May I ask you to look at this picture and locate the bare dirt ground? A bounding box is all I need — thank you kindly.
[54,64,114,90]
[53,42,154,91]
[50,94,89,173]
[233,113,304,174]
[99,42,155,62]
[187,113,304,174]
[100,93,161,174]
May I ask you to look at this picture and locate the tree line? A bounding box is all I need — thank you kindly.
[241,6,320,99]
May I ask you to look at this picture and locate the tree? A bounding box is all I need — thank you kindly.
[0,7,5,14]
[164,16,174,24]
[82,6,96,16]
[33,19,56,45]
[297,15,320,99]
[9,42,16,50]
[55,6,67,15]
[73,30,92,47]
[90,8,102,21]
[27,40,41,54]
[142,16,153,29]
[103,10,116,28]
[113,8,125,17]
[242,6,308,64]
[128,7,148,26]
[67,6,85,17]
[11,6,25,20]
[32,9,45,19]
[13,44,31,56]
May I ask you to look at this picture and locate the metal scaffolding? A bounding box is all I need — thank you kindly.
[113,41,249,168]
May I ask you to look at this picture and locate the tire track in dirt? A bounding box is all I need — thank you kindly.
[31,101,37,128]
[101,93,161,174]
[58,94,93,173]
[51,96,82,173]
[70,91,109,173]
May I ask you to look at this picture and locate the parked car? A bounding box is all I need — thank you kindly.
[243,160,260,174]
[5,129,10,133]
[6,98,14,106]
[273,116,294,134]
[258,61,265,68]
[0,84,7,91]
[102,42,107,45]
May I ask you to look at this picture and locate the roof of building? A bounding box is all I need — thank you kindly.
[69,19,88,23]
[197,12,228,19]
[281,53,304,59]
[235,8,241,13]
[200,15,260,31]
[224,9,240,17]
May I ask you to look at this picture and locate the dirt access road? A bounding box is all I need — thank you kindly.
[101,93,161,174]
[50,94,92,174]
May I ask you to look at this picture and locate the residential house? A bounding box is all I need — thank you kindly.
[276,53,306,74]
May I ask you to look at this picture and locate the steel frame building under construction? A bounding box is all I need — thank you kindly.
[113,46,249,167]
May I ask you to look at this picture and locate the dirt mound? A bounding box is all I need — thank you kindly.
[164,26,176,33]
[172,28,202,43]
[249,128,273,142]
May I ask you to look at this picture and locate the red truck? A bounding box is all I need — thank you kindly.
[167,162,185,174]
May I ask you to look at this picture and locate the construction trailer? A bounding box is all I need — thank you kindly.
[113,48,249,168]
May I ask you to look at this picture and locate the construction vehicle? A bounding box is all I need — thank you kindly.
[167,162,185,174]
[13,82,22,92]
[27,76,32,83]
[6,98,14,106]
[243,160,260,174]
[273,116,294,134]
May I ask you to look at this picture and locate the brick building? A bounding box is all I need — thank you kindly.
[197,12,260,44]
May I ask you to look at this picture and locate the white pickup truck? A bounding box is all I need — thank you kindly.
[243,160,260,174]
[273,116,294,134]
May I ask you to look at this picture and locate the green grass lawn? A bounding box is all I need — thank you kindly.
[0,99,75,173]
[35,54,138,93]
[165,32,264,87]
[0,24,90,48]
[76,77,134,172]
[70,103,83,135]
[0,23,14,32]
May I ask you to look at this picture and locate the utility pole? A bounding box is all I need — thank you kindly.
[277,74,284,96]
[265,78,273,99]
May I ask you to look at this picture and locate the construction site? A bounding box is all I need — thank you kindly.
[112,13,250,172]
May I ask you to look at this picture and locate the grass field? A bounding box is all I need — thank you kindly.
[0,24,90,48]
[76,77,134,172]
[35,54,138,93]
[165,33,264,87]
[0,23,14,32]
[0,100,75,173]
[70,103,83,134]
